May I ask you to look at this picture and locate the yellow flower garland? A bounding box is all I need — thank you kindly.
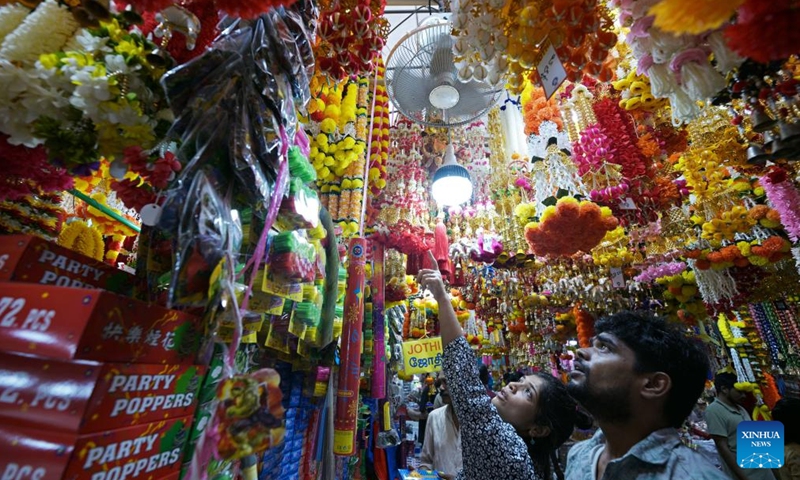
[58,220,105,261]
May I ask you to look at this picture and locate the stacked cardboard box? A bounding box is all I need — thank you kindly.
[0,235,204,480]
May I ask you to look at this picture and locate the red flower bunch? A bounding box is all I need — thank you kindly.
[370,220,435,255]
[592,98,650,180]
[123,145,182,189]
[315,0,387,79]
[724,0,800,63]
[215,0,298,19]
[111,178,157,212]
[0,135,74,201]
[524,197,619,257]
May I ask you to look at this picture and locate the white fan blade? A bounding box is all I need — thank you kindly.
[448,81,499,118]
[391,67,434,114]
[429,33,455,78]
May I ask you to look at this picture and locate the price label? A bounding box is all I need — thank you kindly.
[619,197,637,210]
[537,42,567,100]
[610,267,625,289]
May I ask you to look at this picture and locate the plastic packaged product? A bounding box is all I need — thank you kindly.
[269,231,318,283]
[276,178,320,231]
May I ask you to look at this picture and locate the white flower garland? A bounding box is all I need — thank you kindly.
[688,259,739,305]
[0,0,78,65]
[0,4,29,46]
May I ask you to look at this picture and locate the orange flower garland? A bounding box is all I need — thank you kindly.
[522,84,564,136]
[524,197,619,257]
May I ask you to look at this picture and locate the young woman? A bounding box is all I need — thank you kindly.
[418,252,590,480]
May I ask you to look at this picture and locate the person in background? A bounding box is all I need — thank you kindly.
[479,365,496,399]
[419,375,463,480]
[689,398,709,425]
[769,398,800,480]
[433,373,447,410]
[565,311,729,480]
[406,373,438,447]
[706,372,776,480]
[418,252,589,480]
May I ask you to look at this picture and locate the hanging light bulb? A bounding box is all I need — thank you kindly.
[431,143,472,206]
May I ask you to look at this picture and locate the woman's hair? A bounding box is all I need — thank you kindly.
[524,373,593,480]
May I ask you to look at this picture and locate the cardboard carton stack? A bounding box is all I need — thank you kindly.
[0,235,204,480]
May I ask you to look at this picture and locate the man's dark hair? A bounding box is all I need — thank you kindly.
[479,365,490,387]
[714,372,737,393]
[595,311,709,428]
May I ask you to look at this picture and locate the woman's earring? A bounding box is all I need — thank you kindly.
[529,438,536,447]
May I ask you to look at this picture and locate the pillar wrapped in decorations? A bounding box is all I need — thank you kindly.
[371,241,386,399]
[334,237,367,456]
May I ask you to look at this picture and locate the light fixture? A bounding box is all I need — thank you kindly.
[431,143,472,206]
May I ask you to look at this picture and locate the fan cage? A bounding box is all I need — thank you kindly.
[385,23,502,128]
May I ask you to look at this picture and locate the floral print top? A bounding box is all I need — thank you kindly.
[443,336,543,480]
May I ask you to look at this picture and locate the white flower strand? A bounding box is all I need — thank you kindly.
[0,4,29,46]
[730,347,747,383]
[689,259,738,305]
[0,0,78,65]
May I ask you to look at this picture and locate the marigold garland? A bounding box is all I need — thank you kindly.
[58,220,105,261]
[524,197,619,257]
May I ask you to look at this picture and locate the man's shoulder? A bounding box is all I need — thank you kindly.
[567,433,602,463]
[668,442,729,479]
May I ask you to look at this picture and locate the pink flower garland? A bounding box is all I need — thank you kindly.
[573,124,615,176]
[633,261,687,283]
[761,168,800,242]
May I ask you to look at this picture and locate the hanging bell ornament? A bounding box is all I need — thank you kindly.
[746,143,770,165]
[779,120,800,145]
[750,107,777,133]
[770,121,800,160]
[763,131,776,150]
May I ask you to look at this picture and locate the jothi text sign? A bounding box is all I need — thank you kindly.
[402,337,443,375]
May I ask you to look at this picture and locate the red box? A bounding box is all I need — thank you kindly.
[0,416,192,480]
[0,351,204,433]
[0,283,200,364]
[0,235,136,295]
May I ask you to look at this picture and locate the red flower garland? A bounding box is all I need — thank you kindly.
[724,0,800,63]
[0,135,73,201]
[592,98,649,180]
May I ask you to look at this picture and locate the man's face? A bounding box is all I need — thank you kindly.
[725,386,746,405]
[567,332,637,423]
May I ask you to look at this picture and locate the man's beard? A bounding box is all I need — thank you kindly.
[567,369,633,423]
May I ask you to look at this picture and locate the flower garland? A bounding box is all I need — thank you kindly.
[634,261,686,283]
[524,197,619,257]
[0,4,29,46]
[760,167,800,242]
[57,219,105,261]
[0,192,65,241]
[368,60,389,196]
[314,0,387,79]
[649,0,744,35]
[521,83,563,136]
[612,69,668,111]
[0,0,78,65]
[0,134,73,200]
[724,0,800,64]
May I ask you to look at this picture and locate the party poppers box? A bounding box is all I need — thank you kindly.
[0,234,136,295]
[0,282,200,364]
[0,350,204,433]
[0,415,191,480]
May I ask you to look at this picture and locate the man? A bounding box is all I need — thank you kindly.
[706,372,776,480]
[565,311,729,480]
[419,376,462,480]
[406,374,437,447]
